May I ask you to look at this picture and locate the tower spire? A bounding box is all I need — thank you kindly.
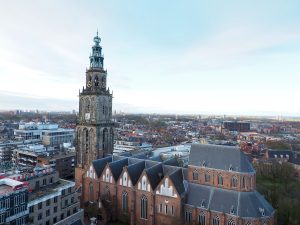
[89,32,104,68]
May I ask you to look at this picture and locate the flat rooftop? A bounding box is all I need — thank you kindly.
[0,178,24,195]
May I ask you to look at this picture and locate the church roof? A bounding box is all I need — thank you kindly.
[185,183,274,218]
[92,156,112,177]
[145,163,164,190]
[169,169,185,196]
[109,158,128,181]
[188,144,255,173]
[127,161,145,186]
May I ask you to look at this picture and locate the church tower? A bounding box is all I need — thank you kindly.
[75,33,114,187]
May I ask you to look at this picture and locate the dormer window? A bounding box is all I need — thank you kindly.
[230,205,235,214]
[202,161,206,167]
[201,200,205,208]
[259,208,265,217]
[229,164,233,171]
[192,171,198,181]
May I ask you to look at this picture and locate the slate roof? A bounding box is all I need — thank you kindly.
[69,219,84,225]
[145,163,164,190]
[92,156,112,177]
[185,183,274,218]
[162,165,179,176]
[109,158,128,181]
[169,169,185,196]
[145,160,161,168]
[189,144,255,173]
[128,157,144,165]
[163,157,180,166]
[127,161,146,185]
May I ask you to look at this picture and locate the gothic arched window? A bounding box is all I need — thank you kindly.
[231,176,238,188]
[192,170,198,181]
[122,191,128,212]
[213,216,220,225]
[198,213,206,225]
[141,195,147,219]
[205,172,210,183]
[217,174,223,186]
[242,176,246,189]
[227,220,235,225]
[94,76,99,86]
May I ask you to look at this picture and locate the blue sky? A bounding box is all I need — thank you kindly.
[0,0,300,116]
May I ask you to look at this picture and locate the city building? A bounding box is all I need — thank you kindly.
[38,151,76,179]
[0,177,29,225]
[0,146,13,164]
[223,121,251,132]
[75,34,275,225]
[14,123,74,149]
[4,166,83,225]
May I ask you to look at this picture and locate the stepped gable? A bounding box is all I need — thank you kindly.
[169,168,185,196]
[145,163,164,190]
[109,158,129,181]
[189,144,255,172]
[127,161,146,186]
[92,156,112,177]
[186,183,274,218]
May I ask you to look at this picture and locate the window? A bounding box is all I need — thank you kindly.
[217,174,223,186]
[89,183,94,202]
[46,209,50,217]
[122,191,128,212]
[49,177,53,184]
[54,196,58,203]
[165,204,168,214]
[43,179,47,186]
[29,206,34,213]
[38,213,42,220]
[62,189,65,196]
[53,217,57,224]
[140,195,147,219]
[46,199,50,206]
[205,172,210,182]
[192,171,198,181]
[231,176,238,188]
[159,204,162,213]
[65,199,68,206]
[54,206,57,213]
[68,187,72,193]
[73,207,77,213]
[249,176,252,190]
[198,214,206,225]
[171,205,174,216]
[0,214,5,223]
[36,180,40,188]
[38,202,42,210]
[228,220,235,225]
[67,210,70,216]
[242,176,246,189]
[213,216,220,225]
[60,213,64,220]
[185,211,192,223]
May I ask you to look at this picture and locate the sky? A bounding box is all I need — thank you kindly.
[0,0,300,116]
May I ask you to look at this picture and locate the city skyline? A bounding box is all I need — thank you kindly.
[1,1,300,116]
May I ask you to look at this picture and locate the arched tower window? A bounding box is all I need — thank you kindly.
[122,191,128,212]
[89,183,94,202]
[217,174,223,186]
[102,128,108,150]
[140,195,147,219]
[94,76,99,86]
[231,176,238,188]
[212,216,220,225]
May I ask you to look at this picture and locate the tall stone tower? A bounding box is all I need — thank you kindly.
[75,33,114,187]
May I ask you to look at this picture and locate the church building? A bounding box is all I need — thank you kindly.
[75,34,275,225]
